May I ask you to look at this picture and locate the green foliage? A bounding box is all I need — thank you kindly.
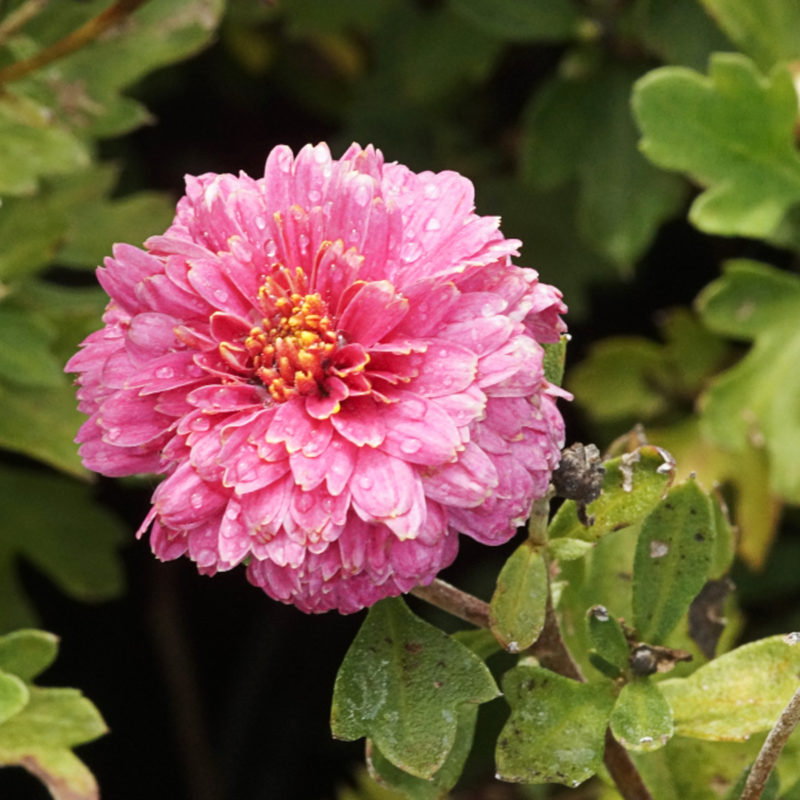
[661,635,800,741]
[331,598,499,780]
[489,540,547,653]
[632,478,716,644]
[496,664,616,785]
[634,53,800,240]
[0,629,106,800]
[449,0,583,42]
[609,679,674,752]
[698,260,800,503]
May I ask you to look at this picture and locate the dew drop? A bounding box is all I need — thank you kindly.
[358,476,373,490]
[106,427,122,442]
[308,189,321,204]
[213,288,229,304]
[298,234,310,254]
[264,240,277,258]
[189,491,204,510]
[276,149,293,173]
[353,182,371,208]
[423,182,440,200]
[425,217,441,231]
[400,438,422,455]
[255,216,266,231]
[193,415,210,432]
[296,493,315,512]
[187,364,204,377]
[401,241,422,262]
[650,540,669,558]
[155,366,174,379]
[225,505,240,521]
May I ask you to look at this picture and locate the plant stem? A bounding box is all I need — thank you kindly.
[0,0,50,45]
[411,578,654,800]
[739,683,800,800]
[0,0,150,87]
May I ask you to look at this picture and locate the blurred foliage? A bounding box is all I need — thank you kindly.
[2,0,800,798]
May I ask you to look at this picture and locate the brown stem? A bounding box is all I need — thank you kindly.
[0,0,50,45]
[739,683,800,800]
[0,0,150,87]
[412,578,653,800]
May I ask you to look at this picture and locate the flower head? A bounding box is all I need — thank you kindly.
[66,143,568,613]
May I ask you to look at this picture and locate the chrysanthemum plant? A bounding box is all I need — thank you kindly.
[3,2,800,800]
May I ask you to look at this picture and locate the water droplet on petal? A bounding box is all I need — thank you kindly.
[353,182,371,208]
[425,217,441,231]
[213,289,228,304]
[225,505,240,521]
[255,216,266,231]
[156,366,174,379]
[106,427,122,442]
[264,240,277,258]
[298,234,310,254]
[193,415,210,431]
[296,493,315,512]
[277,149,293,173]
[400,438,422,455]
[423,182,440,199]
[190,491,204,510]
[401,241,422,263]
[308,189,321,204]
[358,475,373,490]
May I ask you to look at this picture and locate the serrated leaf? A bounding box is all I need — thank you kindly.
[489,540,547,653]
[610,679,673,752]
[450,0,582,42]
[0,670,29,725]
[0,685,107,800]
[634,54,800,239]
[523,63,685,270]
[660,634,800,740]
[496,665,615,785]
[0,465,125,632]
[331,598,499,779]
[632,478,715,644]
[697,259,800,503]
[367,704,478,800]
[0,630,58,682]
[699,0,800,71]
[549,446,676,542]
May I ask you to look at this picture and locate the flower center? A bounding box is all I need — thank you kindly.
[245,268,338,403]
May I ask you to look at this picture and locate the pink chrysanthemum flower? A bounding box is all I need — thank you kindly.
[66,143,568,613]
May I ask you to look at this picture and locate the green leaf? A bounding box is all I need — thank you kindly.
[450,628,502,661]
[698,260,800,503]
[628,0,734,70]
[610,679,674,752]
[0,465,126,632]
[543,335,568,387]
[19,0,225,138]
[489,540,547,653]
[633,54,800,239]
[587,606,631,677]
[0,685,107,800]
[0,380,88,478]
[0,630,58,682]
[549,445,676,543]
[367,704,478,800]
[632,477,715,644]
[449,0,583,42]
[0,670,29,725]
[0,93,89,195]
[523,63,685,270]
[330,598,499,779]
[0,306,64,388]
[660,634,800,740]
[547,537,595,562]
[496,665,615,785]
[0,194,66,281]
[699,0,800,70]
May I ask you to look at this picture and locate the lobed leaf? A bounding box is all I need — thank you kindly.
[0,630,59,682]
[634,53,800,239]
[330,598,499,779]
[660,634,800,740]
[697,259,800,503]
[496,665,615,785]
[0,670,29,725]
